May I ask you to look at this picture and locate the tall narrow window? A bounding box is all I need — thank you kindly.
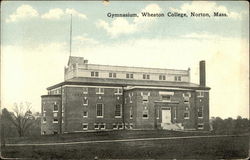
[198,106,203,118]
[115,104,122,118]
[130,107,133,119]
[173,107,177,119]
[83,111,88,118]
[95,72,99,77]
[96,103,104,118]
[184,111,189,119]
[54,103,58,112]
[142,110,149,119]
[91,72,95,77]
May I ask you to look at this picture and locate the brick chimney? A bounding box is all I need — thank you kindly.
[199,60,206,86]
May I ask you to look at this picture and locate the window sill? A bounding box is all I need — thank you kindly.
[184,117,190,120]
[53,110,59,112]
[198,117,203,119]
[53,121,59,123]
[97,116,103,118]
[114,93,123,95]
[115,116,122,118]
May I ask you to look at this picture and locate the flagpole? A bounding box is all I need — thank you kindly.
[69,14,72,57]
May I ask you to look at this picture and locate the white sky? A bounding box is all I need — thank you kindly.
[1,1,249,118]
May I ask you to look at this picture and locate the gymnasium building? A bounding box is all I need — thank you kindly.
[41,56,210,135]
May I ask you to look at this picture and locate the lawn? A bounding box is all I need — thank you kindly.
[1,130,249,159]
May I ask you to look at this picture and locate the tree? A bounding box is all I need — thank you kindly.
[6,102,35,137]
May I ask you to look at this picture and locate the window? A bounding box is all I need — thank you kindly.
[54,103,58,111]
[82,123,88,130]
[53,112,58,117]
[96,88,104,94]
[174,76,182,81]
[118,123,123,129]
[91,71,99,77]
[173,108,177,120]
[62,118,64,123]
[184,111,189,119]
[43,117,46,123]
[129,93,132,103]
[83,111,88,118]
[197,123,204,129]
[113,123,118,129]
[96,103,104,118]
[130,123,134,129]
[126,73,133,79]
[83,87,88,94]
[156,109,159,119]
[53,118,58,123]
[115,104,122,118]
[159,75,166,80]
[142,110,149,119]
[94,123,99,130]
[95,72,99,77]
[109,72,117,78]
[142,92,149,103]
[62,112,65,117]
[114,88,122,95]
[162,95,171,102]
[198,106,203,118]
[100,123,106,130]
[197,91,204,97]
[83,97,88,106]
[53,131,58,135]
[143,74,150,79]
[126,73,130,78]
[130,107,133,119]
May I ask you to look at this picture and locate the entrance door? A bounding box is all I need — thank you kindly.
[162,108,171,123]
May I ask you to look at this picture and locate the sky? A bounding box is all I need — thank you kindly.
[1,1,249,119]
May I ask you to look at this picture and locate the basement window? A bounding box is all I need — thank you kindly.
[82,123,88,130]
[118,123,123,129]
[94,123,99,130]
[100,123,106,130]
[113,123,118,130]
[197,123,204,129]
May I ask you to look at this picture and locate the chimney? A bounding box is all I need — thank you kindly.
[199,60,206,86]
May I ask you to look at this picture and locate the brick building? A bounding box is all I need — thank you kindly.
[41,56,210,135]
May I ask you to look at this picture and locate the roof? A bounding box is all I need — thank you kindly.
[47,77,211,90]
[68,56,85,66]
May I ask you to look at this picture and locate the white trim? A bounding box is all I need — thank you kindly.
[125,86,193,91]
[63,85,123,89]
[196,90,209,92]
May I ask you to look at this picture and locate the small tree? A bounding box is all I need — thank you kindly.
[7,102,35,137]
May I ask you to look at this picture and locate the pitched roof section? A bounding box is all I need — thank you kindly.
[47,77,210,90]
[67,56,86,66]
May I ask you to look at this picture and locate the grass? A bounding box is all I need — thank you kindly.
[2,130,249,159]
